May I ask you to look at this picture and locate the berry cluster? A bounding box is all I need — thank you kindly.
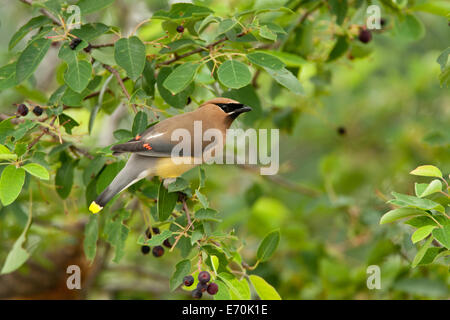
[184,271,218,299]
[16,104,44,117]
[141,227,172,258]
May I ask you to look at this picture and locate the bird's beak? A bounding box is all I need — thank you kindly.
[234,105,252,114]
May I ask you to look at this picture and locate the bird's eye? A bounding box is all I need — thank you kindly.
[216,103,244,113]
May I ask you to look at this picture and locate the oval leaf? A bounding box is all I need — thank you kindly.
[0,165,25,206]
[16,38,51,83]
[411,225,436,244]
[380,207,424,224]
[23,163,50,180]
[257,230,280,262]
[410,165,442,178]
[163,62,198,95]
[218,60,252,89]
[64,59,92,93]
[114,36,146,81]
[249,275,282,300]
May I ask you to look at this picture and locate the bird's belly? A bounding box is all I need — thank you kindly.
[155,157,197,178]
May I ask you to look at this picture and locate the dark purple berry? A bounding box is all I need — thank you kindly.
[69,38,82,50]
[141,245,150,255]
[192,288,202,299]
[83,44,92,53]
[198,271,210,284]
[207,282,219,295]
[176,25,184,33]
[337,126,346,136]
[152,227,160,234]
[196,282,208,292]
[358,29,372,44]
[17,104,28,116]
[183,275,194,287]
[33,106,43,116]
[145,228,152,239]
[163,239,172,248]
[152,245,164,257]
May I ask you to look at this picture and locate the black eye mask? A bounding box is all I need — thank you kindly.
[215,103,245,113]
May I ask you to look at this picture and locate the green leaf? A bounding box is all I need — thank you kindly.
[411,1,450,16]
[132,111,148,136]
[170,259,191,291]
[432,225,450,249]
[214,279,231,300]
[15,143,27,158]
[9,16,51,50]
[114,36,146,81]
[23,163,49,180]
[195,189,209,208]
[0,144,17,161]
[390,192,444,213]
[198,167,206,189]
[158,181,178,221]
[163,62,198,95]
[137,229,173,246]
[327,36,349,62]
[157,66,194,108]
[104,210,130,263]
[259,25,277,41]
[0,165,25,206]
[83,215,99,261]
[96,161,125,194]
[58,113,79,134]
[264,67,303,94]
[77,0,115,15]
[415,180,442,198]
[329,0,348,25]
[411,225,436,244]
[410,165,442,178]
[218,60,252,89]
[247,52,285,70]
[71,23,110,42]
[405,216,437,228]
[0,62,17,90]
[168,177,189,193]
[218,18,237,35]
[16,38,51,83]
[160,39,196,54]
[217,272,250,299]
[55,157,74,199]
[249,275,281,300]
[257,229,280,262]
[380,207,424,224]
[91,47,116,66]
[412,236,433,267]
[195,208,221,222]
[393,13,425,41]
[1,209,33,274]
[64,59,92,93]
[153,3,213,21]
[260,50,306,67]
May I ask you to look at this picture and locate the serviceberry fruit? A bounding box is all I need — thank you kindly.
[17,104,28,116]
[358,29,372,44]
[33,106,43,116]
[163,239,172,248]
[337,126,347,136]
[198,271,210,284]
[141,245,150,255]
[183,275,194,287]
[152,227,160,234]
[152,245,164,257]
[192,288,202,299]
[196,282,208,292]
[176,25,184,33]
[69,38,82,50]
[207,282,219,295]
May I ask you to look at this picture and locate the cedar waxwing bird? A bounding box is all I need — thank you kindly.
[88,98,252,213]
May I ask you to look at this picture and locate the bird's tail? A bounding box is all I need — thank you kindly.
[89,155,154,214]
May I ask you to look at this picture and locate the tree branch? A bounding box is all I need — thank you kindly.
[19,0,62,26]
[102,64,137,113]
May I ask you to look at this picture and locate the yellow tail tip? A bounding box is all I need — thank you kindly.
[89,201,103,214]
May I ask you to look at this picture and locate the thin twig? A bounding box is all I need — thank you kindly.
[102,64,137,113]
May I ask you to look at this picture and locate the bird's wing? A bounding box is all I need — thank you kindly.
[111,113,192,157]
